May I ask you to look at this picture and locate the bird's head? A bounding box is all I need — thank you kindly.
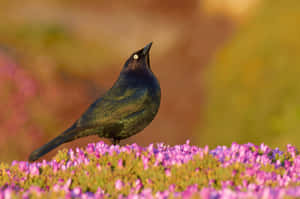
[122,42,152,74]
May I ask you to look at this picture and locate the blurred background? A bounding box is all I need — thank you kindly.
[0,0,299,162]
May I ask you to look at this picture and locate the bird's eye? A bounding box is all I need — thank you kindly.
[133,54,139,60]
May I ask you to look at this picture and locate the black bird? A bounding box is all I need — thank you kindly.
[29,42,161,162]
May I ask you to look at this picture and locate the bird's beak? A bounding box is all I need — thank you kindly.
[142,42,152,56]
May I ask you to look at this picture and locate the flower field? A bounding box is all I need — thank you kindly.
[1,141,300,198]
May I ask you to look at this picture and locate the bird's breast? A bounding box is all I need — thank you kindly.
[115,85,160,139]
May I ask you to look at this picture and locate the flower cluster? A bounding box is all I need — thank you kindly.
[1,141,300,198]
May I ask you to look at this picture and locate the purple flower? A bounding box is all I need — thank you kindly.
[3,141,300,198]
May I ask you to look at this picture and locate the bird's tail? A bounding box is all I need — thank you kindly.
[28,125,77,162]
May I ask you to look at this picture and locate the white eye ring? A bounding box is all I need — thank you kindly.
[133,54,139,60]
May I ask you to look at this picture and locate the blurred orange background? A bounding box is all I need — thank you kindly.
[1,0,300,162]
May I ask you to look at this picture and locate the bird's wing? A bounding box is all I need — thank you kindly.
[76,88,148,128]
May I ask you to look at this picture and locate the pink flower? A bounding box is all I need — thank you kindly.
[115,179,124,190]
[165,168,171,177]
[72,187,82,196]
[142,155,149,170]
[118,159,123,168]
[3,188,12,199]
[200,188,211,199]
[29,164,40,176]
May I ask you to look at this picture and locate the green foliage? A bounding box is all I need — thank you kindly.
[199,0,300,148]
[0,22,114,77]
